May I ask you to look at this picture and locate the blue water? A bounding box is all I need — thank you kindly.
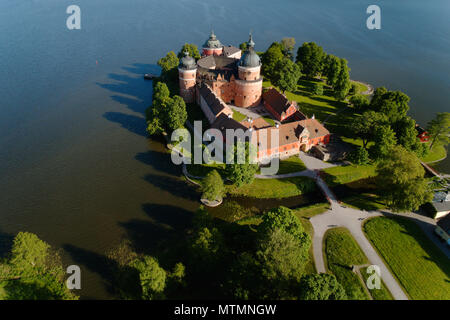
[0,0,448,298]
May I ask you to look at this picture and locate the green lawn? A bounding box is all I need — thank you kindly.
[364,217,450,300]
[277,156,307,174]
[293,202,330,219]
[227,176,317,199]
[232,110,247,122]
[350,80,369,95]
[324,227,370,300]
[340,193,386,211]
[322,164,377,187]
[421,143,447,163]
[360,266,394,300]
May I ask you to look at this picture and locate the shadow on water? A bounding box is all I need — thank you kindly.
[143,173,200,202]
[135,149,181,176]
[103,112,147,137]
[63,244,116,296]
[0,228,14,259]
[141,203,192,231]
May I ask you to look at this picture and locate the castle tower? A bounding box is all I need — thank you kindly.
[235,33,263,107]
[178,51,197,103]
[202,30,223,56]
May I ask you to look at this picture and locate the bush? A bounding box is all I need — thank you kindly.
[347,147,369,165]
[312,83,323,96]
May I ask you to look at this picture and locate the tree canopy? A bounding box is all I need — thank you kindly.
[226,142,258,188]
[427,112,450,150]
[376,146,433,212]
[201,170,224,201]
[272,58,302,93]
[299,273,347,300]
[296,42,326,78]
[261,42,284,81]
[177,43,200,60]
[0,232,78,300]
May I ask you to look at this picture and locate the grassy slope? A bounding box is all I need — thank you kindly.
[322,164,377,187]
[364,217,450,300]
[360,266,394,300]
[293,202,330,219]
[421,144,447,163]
[227,176,316,199]
[324,227,370,300]
[277,156,307,174]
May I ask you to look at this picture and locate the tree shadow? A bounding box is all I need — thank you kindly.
[63,244,117,296]
[141,203,193,232]
[0,228,13,259]
[103,112,147,137]
[135,149,181,176]
[143,173,200,202]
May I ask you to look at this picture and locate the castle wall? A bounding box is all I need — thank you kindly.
[202,47,223,56]
[178,68,197,103]
[234,79,263,107]
[238,66,261,81]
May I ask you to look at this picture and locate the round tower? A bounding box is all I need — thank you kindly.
[178,51,197,103]
[202,31,223,56]
[235,34,263,107]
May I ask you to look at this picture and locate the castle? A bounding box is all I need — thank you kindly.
[178,31,331,162]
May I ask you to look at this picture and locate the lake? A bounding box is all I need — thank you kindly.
[0,0,448,299]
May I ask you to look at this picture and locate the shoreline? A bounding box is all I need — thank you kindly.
[351,79,374,95]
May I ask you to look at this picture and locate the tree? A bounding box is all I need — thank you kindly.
[376,146,433,212]
[258,206,310,244]
[312,82,324,96]
[157,51,179,82]
[324,54,341,87]
[347,146,369,165]
[351,111,388,149]
[177,43,200,60]
[299,273,347,300]
[427,112,450,150]
[281,37,296,60]
[349,83,359,96]
[261,42,284,80]
[131,256,167,300]
[192,206,213,230]
[369,125,397,160]
[333,58,351,101]
[370,88,410,123]
[190,227,225,270]
[349,94,369,110]
[226,142,258,188]
[239,42,248,51]
[0,232,77,300]
[165,95,187,131]
[201,170,224,201]
[393,116,419,151]
[147,82,171,135]
[296,42,326,78]
[272,58,302,93]
[256,229,310,297]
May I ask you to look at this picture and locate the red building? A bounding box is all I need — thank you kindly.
[415,124,430,142]
[263,88,298,122]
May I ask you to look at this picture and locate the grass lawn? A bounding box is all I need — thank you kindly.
[227,176,316,199]
[322,164,377,187]
[232,110,247,122]
[277,156,307,174]
[324,227,370,300]
[350,80,369,95]
[340,193,386,211]
[364,216,450,300]
[186,163,226,177]
[421,143,447,163]
[262,116,275,126]
[293,202,330,219]
[360,266,394,300]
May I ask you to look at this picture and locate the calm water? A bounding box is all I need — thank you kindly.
[0,0,449,299]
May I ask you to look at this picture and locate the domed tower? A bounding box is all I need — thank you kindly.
[202,31,223,56]
[178,51,197,103]
[235,34,263,107]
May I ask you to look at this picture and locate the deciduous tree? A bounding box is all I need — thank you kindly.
[296,42,326,78]
[427,112,450,150]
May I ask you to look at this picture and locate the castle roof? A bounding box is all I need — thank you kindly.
[239,34,261,68]
[203,31,222,49]
[179,51,196,70]
[263,88,298,116]
[197,55,238,81]
[223,45,241,57]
